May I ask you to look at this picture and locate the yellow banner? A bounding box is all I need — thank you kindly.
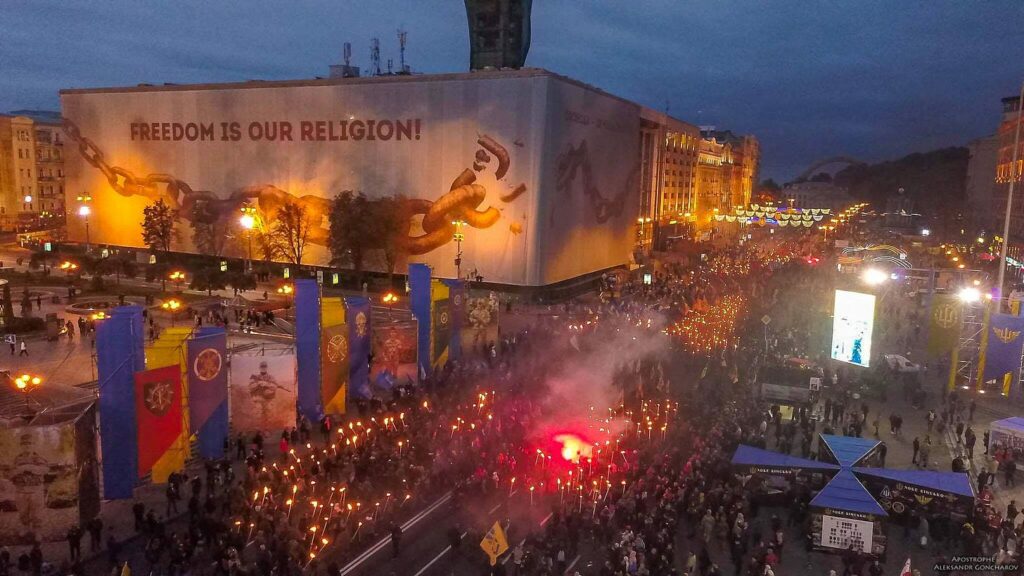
[146,326,193,483]
[480,521,509,566]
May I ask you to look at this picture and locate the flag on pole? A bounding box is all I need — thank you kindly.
[134,365,183,479]
[900,558,911,576]
[120,562,131,576]
[480,521,509,566]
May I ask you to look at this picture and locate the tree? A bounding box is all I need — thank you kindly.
[225,269,257,296]
[372,195,411,287]
[190,264,227,296]
[269,201,313,265]
[106,252,138,285]
[142,199,177,254]
[759,178,781,192]
[328,191,378,281]
[190,199,227,256]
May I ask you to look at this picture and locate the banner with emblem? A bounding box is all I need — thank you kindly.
[371,319,419,392]
[446,280,466,362]
[230,353,297,432]
[321,297,348,414]
[431,281,452,368]
[463,290,500,355]
[188,327,227,459]
[981,313,1024,384]
[134,365,183,480]
[926,294,962,357]
[346,297,371,402]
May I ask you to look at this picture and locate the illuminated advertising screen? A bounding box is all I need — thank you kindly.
[831,290,875,367]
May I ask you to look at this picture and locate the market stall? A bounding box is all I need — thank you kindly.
[809,470,888,556]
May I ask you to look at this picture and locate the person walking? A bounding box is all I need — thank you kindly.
[912,437,920,465]
[1006,459,1017,488]
[66,525,82,562]
[390,523,402,557]
[18,341,27,356]
[8,339,14,355]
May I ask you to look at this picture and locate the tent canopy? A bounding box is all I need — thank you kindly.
[853,467,975,499]
[991,417,1024,434]
[731,444,841,472]
[820,434,880,467]
[810,469,887,516]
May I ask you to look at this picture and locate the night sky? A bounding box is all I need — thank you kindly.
[4,1,1023,181]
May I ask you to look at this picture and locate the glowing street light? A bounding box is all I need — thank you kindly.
[861,268,888,286]
[452,219,467,279]
[77,194,93,252]
[382,291,398,320]
[958,287,981,303]
[239,205,258,272]
[162,298,182,325]
[169,270,186,291]
[59,261,79,276]
[13,373,42,416]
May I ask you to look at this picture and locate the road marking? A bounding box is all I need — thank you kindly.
[337,491,452,576]
[412,531,467,576]
[564,554,581,574]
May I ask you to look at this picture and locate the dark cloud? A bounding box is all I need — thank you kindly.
[3,0,1022,180]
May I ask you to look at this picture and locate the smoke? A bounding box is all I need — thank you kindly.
[529,316,670,453]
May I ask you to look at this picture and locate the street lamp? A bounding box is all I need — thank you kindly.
[13,373,42,418]
[59,261,78,277]
[958,287,981,303]
[452,219,466,279]
[77,195,92,252]
[382,291,398,320]
[161,298,182,326]
[169,270,186,292]
[861,268,888,286]
[239,205,257,272]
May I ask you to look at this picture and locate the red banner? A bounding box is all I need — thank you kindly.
[134,365,183,479]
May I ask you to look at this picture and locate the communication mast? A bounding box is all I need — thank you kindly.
[398,28,410,74]
[343,42,352,67]
[370,37,381,76]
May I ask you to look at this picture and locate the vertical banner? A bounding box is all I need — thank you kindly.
[431,280,452,369]
[982,313,1024,387]
[370,319,419,392]
[347,296,372,401]
[0,422,81,545]
[134,365,183,481]
[321,297,348,415]
[188,327,228,459]
[146,327,191,483]
[409,263,432,379]
[96,305,144,499]
[230,353,297,432]
[463,291,500,355]
[445,279,466,362]
[74,404,101,526]
[295,279,324,423]
[975,301,993,390]
[927,294,962,358]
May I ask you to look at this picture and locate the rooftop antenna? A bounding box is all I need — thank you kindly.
[370,37,381,76]
[387,58,394,75]
[343,42,352,67]
[398,28,409,74]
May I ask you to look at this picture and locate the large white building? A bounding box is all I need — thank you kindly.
[62,68,643,287]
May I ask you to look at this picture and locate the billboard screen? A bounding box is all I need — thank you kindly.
[831,290,875,367]
[61,71,639,286]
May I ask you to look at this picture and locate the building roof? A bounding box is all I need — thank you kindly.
[853,467,975,499]
[731,444,841,472]
[819,434,879,467]
[5,109,62,125]
[59,67,642,110]
[810,469,887,516]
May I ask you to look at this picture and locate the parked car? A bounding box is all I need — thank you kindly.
[884,354,921,373]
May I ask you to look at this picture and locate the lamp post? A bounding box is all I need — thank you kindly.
[997,81,1024,313]
[14,373,42,419]
[59,260,78,277]
[169,270,186,292]
[162,298,182,326]
[277,284,294,318]
[77,195,92,253]
[239,206,257,273]
[382,292,398,320]
[452,219,466,279]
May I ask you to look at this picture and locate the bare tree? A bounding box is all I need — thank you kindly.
[269,201,313,264]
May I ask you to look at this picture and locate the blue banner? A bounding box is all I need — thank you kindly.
[346,297,372,399]
[983,313,1024,383]
[189,327,228,459]
[295,279,323,423]
[409,263,432,380]
[444,280,466,363]
[97,305,145,499]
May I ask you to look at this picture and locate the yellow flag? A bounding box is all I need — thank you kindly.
[479,521,509,566]
[120,562,131,576]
